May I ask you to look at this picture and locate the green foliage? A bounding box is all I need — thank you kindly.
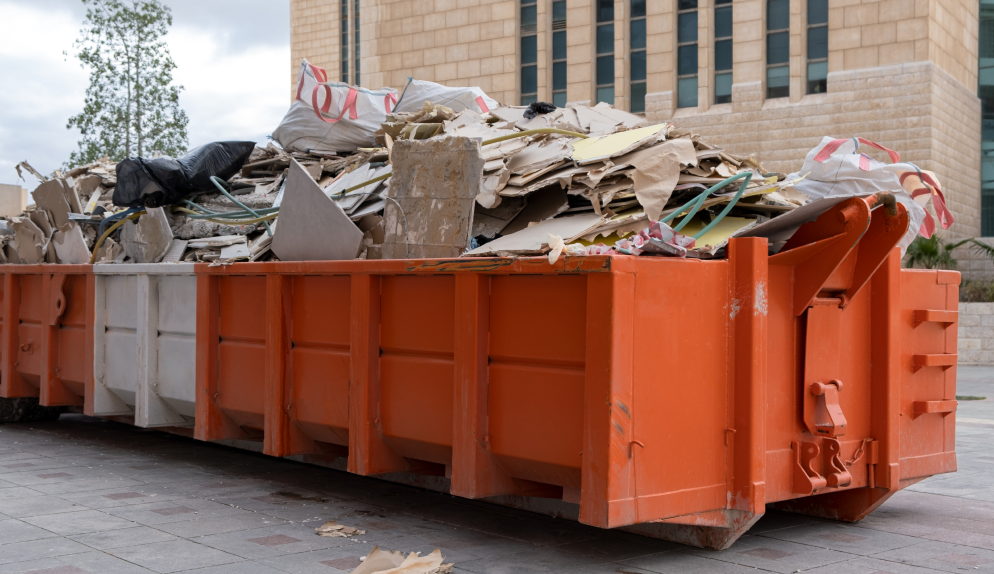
[65,0,189,167]
[961,280,994,303]
[903,235,960,270]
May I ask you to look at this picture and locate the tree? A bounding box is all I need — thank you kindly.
[66,0,189,167]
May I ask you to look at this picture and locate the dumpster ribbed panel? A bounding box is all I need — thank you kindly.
[217,276,266,432]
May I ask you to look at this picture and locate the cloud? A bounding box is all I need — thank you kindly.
[0,0,290,189]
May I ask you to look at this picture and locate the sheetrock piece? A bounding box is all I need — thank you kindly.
[161,239,189,262]
[84,189,102,214]
[379,548,446,574]
[350,546,407,574]
[187,235,247,249]
[481,136,529,163]
[15,160,47,183]
[350,199,386,220]
[570,124,668,164]
[465,213,605,256]
[499,162,603,197]
[672,215,756,249]
[31,179,73,228]
[325,163,371,197]
[219,243,251,260]
[271,159,363,261]
[488,106,529,124]
[506,139,573,175]
[472,196,526,238]
[120,207,173,263]
[52,222,90,264]
[590,102,649,129]
[382,137,484,259]
[29,208,54,237]
[507,160,567,187]
[623,137,697,221]
[501,186,569,235]
[94,237,123,263]
[443,108,484,132]
[10,217,46,264]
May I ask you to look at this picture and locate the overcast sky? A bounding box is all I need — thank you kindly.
[0,0,290,190]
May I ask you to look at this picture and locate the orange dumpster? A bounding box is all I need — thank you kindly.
[0,265,94,408]
[190,195,957,549]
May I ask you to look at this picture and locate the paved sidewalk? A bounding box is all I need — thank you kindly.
[1,368,994,574]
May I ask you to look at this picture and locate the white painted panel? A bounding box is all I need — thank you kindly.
[157,333,197,418]
[158,275,197,335]
[105,276,138,330]
[104,328,137,407]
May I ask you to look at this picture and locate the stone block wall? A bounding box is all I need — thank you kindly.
[959,302,994,366]
[954,237,994,281]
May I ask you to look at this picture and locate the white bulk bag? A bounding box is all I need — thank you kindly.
[787,136,955,252]
[394,78,499,114]
[272,60,399,153]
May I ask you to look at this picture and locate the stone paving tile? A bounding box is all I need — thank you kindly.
[870,539,994,573]
[0,495,90,518]
[682,534,855,573]
[107,539,242,574]
[41,550,160,574]
[21,509,138,536]
[171,563,282,574]
[0,518,60,544]
[193,523,355,560]
[104,497,249,526]
[757,519,921,555]
[69,526,179,551]
[0,537,93,565]
[152,512,289,539]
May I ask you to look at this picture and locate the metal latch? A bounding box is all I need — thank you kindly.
[810,379,847,437]
[791,437,853,495]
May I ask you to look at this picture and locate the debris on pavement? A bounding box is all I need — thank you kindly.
[315,520,366,538]
[350,546,453,574]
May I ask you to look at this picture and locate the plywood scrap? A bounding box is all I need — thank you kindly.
[381,137,484,258]
[52,222,91,264]
[272,159,363,261]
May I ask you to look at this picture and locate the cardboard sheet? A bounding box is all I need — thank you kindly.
[506,138,572,175]
[271,159,364,261]
[622,137,698,221]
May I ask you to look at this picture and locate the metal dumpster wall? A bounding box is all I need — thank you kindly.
[92,264,197,428]
[0,266,93,407]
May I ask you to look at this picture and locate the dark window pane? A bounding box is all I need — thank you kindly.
[522,65,537,94]
[808,0,827,24]
[355,72,360,85]
[521,5,536,29]
[715,0,731,4]
[522,94,538,105]
[767,0,789,30]
[553,91,567,107]
[678,76,697,108]
[553,31,567,60]
[631,82,647,113]
[678,0,697,10]
[553,0,566,22]
[554,61,567,90]
[597,86,614,104]
[521,35,537,64]
[715,39,732,71]
[631,50,646,81]
[597,54,614,85]
[767,31,789,64]
[807,61,827,93]
[715,6,732,38]
[631,0,646,18]
[630,18,646,50]
[807,25,827,60]
[521,0,535,4]
[767,64,789,98]
[597,23,614,54]
[678,11,698,43]
[678,44,698,75]
[715,72,732,103]
[597,0,613,22]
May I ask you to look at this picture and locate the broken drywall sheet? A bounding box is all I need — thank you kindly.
[472,196,526,239]
[381,137,484,259]
[31,179,73,228]
[52,222,90,264]
[120,207,174,263]
[570,123,669,165]
[10,217,46,264]
[350,546,452,574]
[161,239,189,263]
[465,213,605,256]
[506,138,573,175]
[271,159,363,261]
[622,137,698,221]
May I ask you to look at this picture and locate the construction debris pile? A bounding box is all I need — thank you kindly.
[2,65,953,265]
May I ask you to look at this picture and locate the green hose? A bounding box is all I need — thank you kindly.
[661,172,755,239]
[210,176,273,236]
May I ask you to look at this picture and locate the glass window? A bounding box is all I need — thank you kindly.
[596,1,614,104]
[980,0,994,234]
[714,2,732,104]
[552,0,567,106]
[807,0,828,94]
[353,0,360,85]
[677,0,698,108]
[630,0,646,113]
[767,0,789,98]
[340,0,349,82]
[520,0,537,104]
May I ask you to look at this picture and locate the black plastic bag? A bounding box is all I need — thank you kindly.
[113,141,256,208]
[523,101,556,120]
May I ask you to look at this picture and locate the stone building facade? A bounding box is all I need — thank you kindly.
[290,0,984,238]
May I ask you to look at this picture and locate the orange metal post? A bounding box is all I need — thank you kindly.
[1,271,35,398]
